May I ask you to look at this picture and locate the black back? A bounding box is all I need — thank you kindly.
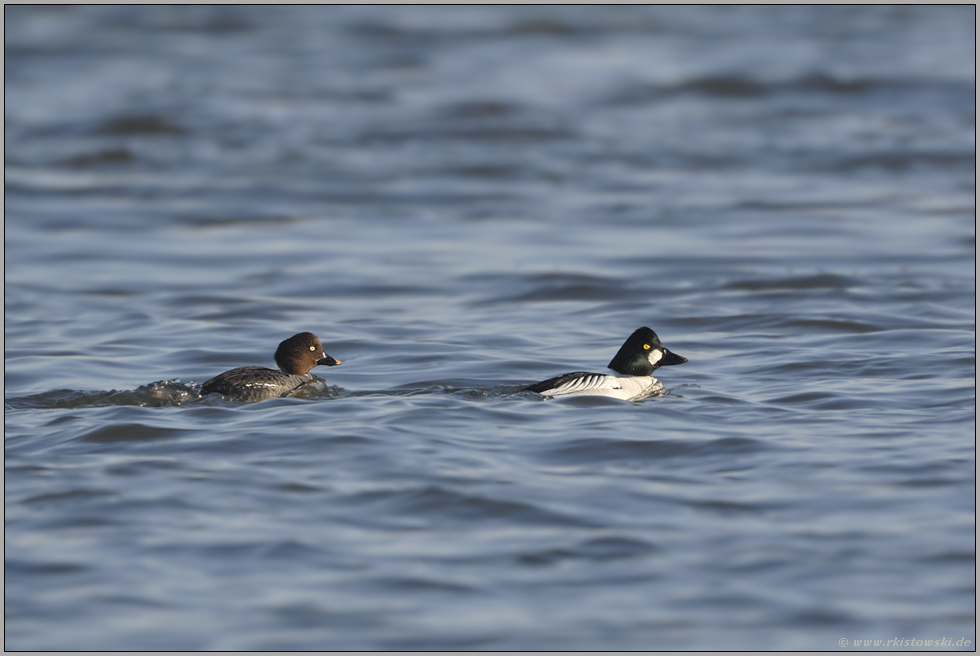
[525,372,596,394]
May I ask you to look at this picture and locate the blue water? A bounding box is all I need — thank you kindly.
[4,6,975,650]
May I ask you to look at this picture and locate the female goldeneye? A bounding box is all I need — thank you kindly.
[201,332,341,403]
[526,327,686,401]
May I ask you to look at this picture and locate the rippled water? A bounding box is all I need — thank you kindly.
[5,6,976,650]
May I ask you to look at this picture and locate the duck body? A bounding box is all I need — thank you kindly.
[201,366,320,403]
[201,332,341,403]
[526,327,686,401]
[525,371,664,401]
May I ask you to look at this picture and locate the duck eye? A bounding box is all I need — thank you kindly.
[309,345,316,351]
[643,344,651,350]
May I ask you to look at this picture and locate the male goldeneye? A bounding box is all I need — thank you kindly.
[201,332,341,403]
[526,327,686,400]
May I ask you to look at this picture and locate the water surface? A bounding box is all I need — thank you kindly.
[5,6,975,650]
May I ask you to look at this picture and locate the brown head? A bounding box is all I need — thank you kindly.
[274,332,341,375]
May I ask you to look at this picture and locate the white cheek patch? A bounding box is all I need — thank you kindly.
[647,349,663,366]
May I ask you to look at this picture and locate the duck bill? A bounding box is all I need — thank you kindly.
[318,355,341,367]
[660,348,687,366]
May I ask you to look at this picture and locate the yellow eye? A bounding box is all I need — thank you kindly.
[309,345,316,351]
[643,344,651,350]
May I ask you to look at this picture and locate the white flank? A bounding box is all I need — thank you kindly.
[540,375,663,401]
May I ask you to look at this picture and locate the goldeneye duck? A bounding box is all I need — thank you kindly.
[526,327,686,401]
[201,332,341,403]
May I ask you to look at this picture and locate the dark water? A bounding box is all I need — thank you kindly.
[4,6,975,650]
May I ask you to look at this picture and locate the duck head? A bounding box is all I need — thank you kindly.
[274,332,341,375]
[607,326,687,376]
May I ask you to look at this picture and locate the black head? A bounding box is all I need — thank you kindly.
[274,332,341,375]
[607,327,687,376]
